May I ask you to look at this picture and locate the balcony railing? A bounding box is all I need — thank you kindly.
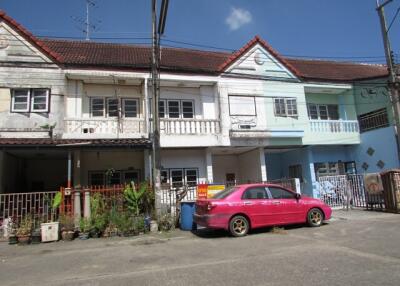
[64,118,145,136]
[309,120,359,133]
[160,119,220,135]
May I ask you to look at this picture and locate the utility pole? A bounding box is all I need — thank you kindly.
[151,0,169,216]
[376,0,400,161]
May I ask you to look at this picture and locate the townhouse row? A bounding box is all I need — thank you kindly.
[0,11,397,198]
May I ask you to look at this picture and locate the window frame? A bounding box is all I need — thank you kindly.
[307,103,339,120]
[122,98,139,118]
[181,100,195,119]
[185,168,198,186]
[167,100,181,119]
[241,186,268,200]
[107,98,119,118]
[90,97,105,117]
[266,186,296,200]
[30,89,50,112]
[273,97,298,117]
[11,88,51,113]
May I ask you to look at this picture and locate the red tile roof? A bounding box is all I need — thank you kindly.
[0,9,389,82]
[0,138,151,148]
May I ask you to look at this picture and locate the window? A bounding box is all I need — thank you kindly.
[242,187,267,199]
[31,89,49,112]
[307,104,339,120]
[123,99,138,118]
[107,98,119,117]
[89,172,105,186]
[229,95,256,116]
[107,171,121,185]
[358,108,389,133]
[185,169,198,186]
[11,88,50,113]
[170,169,184,188]
[91,98,105,117]
[289,165,303,182]
[159,100,166,118]
[314,162,342,178]
[182,101,194,118]
[123,171,140,184]
[167,100,180,118]
[161,170,169,184]
[267,187,296,199]
[213,186,238,199]
[273,98,298,117]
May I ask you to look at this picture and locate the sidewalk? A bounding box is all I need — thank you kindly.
[332,208,398,221]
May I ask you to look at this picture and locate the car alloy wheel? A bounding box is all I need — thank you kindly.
[307,208,323,227]
[229,215,249,237]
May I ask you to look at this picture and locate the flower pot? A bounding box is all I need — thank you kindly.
[150,220,158,233]
[79,232,89,240]
[17,235,31,245]
[8,235,18,245]
[61,230,75,241]
[31,231,41,244]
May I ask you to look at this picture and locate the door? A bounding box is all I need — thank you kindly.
[241,186,271,227]
[266,186,304,224]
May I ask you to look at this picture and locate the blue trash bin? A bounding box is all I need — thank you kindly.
[180,202,197,231]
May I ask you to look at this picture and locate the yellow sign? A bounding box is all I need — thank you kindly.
[197,184,225,199]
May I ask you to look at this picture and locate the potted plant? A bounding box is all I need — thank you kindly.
[16,216,33,245]
[79,217,91,240]
[7,217,18,245]
[59,214,75,241]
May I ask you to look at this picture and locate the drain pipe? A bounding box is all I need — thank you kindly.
[67,151,72,188]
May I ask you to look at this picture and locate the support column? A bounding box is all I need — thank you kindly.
[306,147,318,198]
[67,151,72,188]
[144,149,151,181]
[74,188,81,227]
[259,147,267,182]
[84,189,91,218]
[338,94,347,120]
[0,151,4,194]
[205,148,213,183]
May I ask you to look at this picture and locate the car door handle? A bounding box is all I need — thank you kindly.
[272,201,281,205]
[243,201,252,205]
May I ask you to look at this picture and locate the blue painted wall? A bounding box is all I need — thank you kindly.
[348,126,399,173]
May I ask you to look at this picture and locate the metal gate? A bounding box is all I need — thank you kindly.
[317,174,367,209]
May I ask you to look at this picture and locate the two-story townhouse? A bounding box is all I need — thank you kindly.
[0,11,396,199]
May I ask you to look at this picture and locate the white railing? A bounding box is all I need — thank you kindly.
[309,120,359,133]
[64,118,145,135]
[160,119,220,135]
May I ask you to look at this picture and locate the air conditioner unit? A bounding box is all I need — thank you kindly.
[239,124,253,129]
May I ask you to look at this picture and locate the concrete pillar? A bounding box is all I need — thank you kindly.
[73,188,81,227]
[205,148,213,183]
[306,147,318,198]
[338,95,347,120]
[84,189,91,218]
[259,147,267,182]
[144,149,151,182]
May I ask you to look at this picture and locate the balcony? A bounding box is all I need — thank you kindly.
[309,120,359,133]
[160,119,220,135]
[64,118,146,138]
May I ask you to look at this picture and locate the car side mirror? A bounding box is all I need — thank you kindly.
[295,193,301,200]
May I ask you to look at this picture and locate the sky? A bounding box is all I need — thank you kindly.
[1,0,400,63]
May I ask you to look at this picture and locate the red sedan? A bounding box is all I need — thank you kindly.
[194,184,332,237]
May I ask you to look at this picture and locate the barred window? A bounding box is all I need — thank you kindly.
[358,108,389,133]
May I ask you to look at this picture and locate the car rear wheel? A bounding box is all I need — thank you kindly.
[307,208,324,227]
[229,215,249,237]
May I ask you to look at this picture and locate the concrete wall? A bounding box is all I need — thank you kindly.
[212,155,239,184]
[238,149,262,183]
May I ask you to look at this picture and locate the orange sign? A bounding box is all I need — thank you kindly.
[197,184,225,199]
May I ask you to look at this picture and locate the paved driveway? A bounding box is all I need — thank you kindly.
[0,210,399,286]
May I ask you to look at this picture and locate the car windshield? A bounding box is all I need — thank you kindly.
[212,186,238,199]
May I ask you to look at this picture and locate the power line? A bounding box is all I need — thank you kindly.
[387,6,400,32]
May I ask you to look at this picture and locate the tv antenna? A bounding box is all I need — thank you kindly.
[71,0,101,40]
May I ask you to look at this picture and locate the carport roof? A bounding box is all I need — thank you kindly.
[0,138,151,148]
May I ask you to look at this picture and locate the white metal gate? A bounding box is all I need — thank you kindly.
[317,174,367,209]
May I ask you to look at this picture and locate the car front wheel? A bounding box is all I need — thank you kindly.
[307,208,324,227]
[229,215,249,237]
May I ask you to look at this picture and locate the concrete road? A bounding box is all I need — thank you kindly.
[0,210,400,286]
